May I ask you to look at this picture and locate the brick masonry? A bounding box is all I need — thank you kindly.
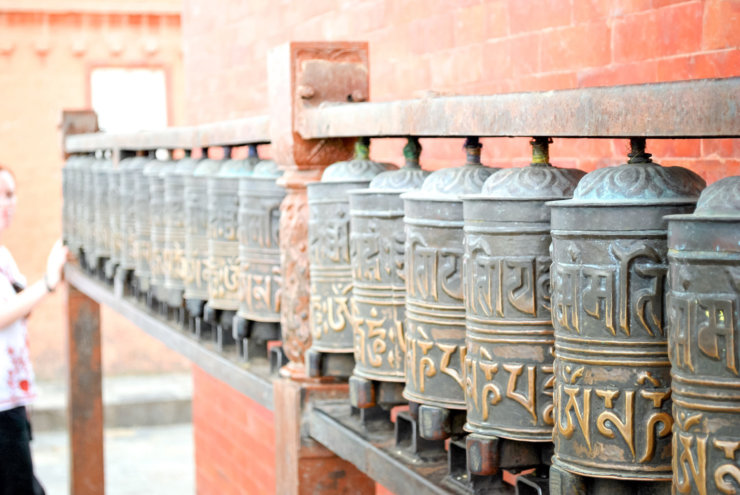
[178,2,740,494]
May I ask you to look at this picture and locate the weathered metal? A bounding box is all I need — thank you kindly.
[146,155,172,302]
[106,154,129,280]
[462,138,585,445]
[78,153,98,265]
[183,148,229,324]
[91,155,114,272]
[306,138,396,376]
[298,78,740,139]
[120,155,149,276]
[549,138,706,482]
[402,137,497,430]
[133,155,159,294]
[348,138,429,405]
[206,146,259,313]
[162,151,201,309]
[666,176,740,495]
[234,152,285,360]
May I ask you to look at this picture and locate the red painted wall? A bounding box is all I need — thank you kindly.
[181,2,739,493]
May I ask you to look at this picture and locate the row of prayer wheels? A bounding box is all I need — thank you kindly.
[62,145,284,356]
[62,136,739,494]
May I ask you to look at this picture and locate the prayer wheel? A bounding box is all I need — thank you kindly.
[91,155,113,272]
[134,155,160,294]
[402,137,496,439]
[148,154,172,303]
[106,154,127,279]
[549,138,705,483]
[120,155,150,281]
[348,138,428,408]
[234,157,285,359]
[205,146,260,334]
[79,153,98,265]
[667,176,740,495]
[184,148,230,327]
[463,138,584,443]
[162,151,201,310]
[306,138,396,377]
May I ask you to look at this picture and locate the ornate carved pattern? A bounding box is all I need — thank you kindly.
[481,165,585,198]
[694,176,740,216]
[574,162,705,201]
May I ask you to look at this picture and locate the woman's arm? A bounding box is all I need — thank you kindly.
[0,279,50,330]
[0,240,67,331]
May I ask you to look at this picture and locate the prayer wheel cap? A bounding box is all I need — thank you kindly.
[482,164,585,199]
[320,139,396,182]
[693,176,740,217]
[251,159,283,178]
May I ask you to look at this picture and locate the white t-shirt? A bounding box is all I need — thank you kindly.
[0,246,36,412]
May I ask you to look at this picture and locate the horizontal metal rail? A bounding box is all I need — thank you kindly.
[299,78,740,139]
[309,402,462,495]
[65,115,270,153]
[64,265,275,411]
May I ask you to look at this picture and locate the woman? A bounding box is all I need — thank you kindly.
[0,164,67,495]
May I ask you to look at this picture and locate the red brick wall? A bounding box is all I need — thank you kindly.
[192,365,276,495]
[181,0,739,180]
[0,5,189,380]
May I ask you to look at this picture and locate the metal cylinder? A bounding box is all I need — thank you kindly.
[162,152,201,308]
[206,148,259,311]
[106,155,126,279]
[62,155,76,248]
[236,159,285,323]
[307,139,396,355]
[349,139,428,384]
[78,153,97,262]
[463,138,585,442]
[134,155,157,292]
[549,139,705,481]
[92,156,113,268]
[120,156,149,273]
[402,138,497,410]
[183,149,229,305]
[667,176,740,495]
[149,155,172,300]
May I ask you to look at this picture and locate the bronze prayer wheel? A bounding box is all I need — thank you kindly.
[206,149,259,312]
[92,155,113,269]
[236,158,285,324]
[307,138,396,358]
[463,138,584,442]
[120,156,149,274]
[162,151,201,308]
[184,148,229,311]
[402,137,497,412]
[79,153,98,263]
[349,139,428,386]
[667,176,740,495]
[134,155,159,293]
[61,155,76,248]
[148,154,172,300]
[549,138,705,481]
[106,155,126,279]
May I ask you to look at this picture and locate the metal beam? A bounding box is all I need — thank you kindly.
[298,78,740,139]
[64,115,270,153]
[65,265,275,411]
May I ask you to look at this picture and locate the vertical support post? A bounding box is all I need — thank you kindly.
[66,285,104,495]
[268,42,375,495]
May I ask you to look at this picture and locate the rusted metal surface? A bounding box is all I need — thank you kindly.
[462,138,584,444]
[306,139,395,368]
[666,176,740,495]
[549,139,706,482]
[65,264,275,409]
[349,138,429,397]
[66,284,105,495]
[299,78,740,139]
[402,138,497,425]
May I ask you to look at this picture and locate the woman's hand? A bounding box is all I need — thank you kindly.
[44,240,68,290]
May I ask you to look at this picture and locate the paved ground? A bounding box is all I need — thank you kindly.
[32,423,195,495]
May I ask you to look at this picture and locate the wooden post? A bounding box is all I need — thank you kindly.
[66,284,104,494]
